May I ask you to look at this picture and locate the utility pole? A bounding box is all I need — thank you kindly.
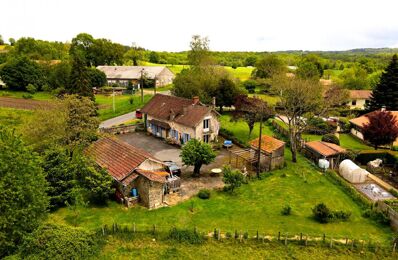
[112,86,115,113]
[256,108,263,179]
[140,68,144,103]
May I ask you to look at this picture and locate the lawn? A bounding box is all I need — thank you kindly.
[339,134,372,151]
[0,107,33,129]
[50,149,392,243]
[51,114,392,244]
[225,66,254,81]
[96,93,153,121]
[249,93,280,106]
[0,89,54,100]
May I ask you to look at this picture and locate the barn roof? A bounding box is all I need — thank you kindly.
[97,66,173,80]
[305,141,346,157]
[349,90,372,99]
[141,94,214,128]
[349,111,398,128]
[249,135,285,154]
[85,137,160,181]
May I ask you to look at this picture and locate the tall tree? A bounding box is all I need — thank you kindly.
[362,111,398,149]
[234,95,273,137]
[123,46,145,66]
[0,128,49,257]
[272,77,323,162]
[252,54,286,79]
[69,55,93,98]
[180,139,216,177]
[187,35,213,66]
[0,35,4,45]
[214,77,243,113]
[366,54,398,111]
[296,61,320,80]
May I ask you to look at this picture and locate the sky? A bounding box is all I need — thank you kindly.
[2,0,398,52]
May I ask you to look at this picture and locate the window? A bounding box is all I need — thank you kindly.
[182,133,190,144]
[351,100,357,106]
[203,134,210,143]
[171,129,179,140]
[203,119,210,131]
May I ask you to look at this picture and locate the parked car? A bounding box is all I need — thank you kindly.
[163,161,181,176]
[135,109,143,119]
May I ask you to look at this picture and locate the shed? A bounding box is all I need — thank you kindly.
[304,141,346,169]
[249,135,285,171]
[339,159,368,183]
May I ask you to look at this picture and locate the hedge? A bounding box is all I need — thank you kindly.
[325,170,373,209]
[356,150,398,167]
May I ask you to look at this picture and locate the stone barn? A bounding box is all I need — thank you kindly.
[249,135,285,171]
[86,137,179,209]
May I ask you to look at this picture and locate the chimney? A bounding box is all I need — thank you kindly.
[212,96,216,109]
[381,106,386,112]
[192,96,199,105]
[169,109,175,120]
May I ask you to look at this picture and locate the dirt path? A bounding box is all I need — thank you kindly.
[0,97,52,110]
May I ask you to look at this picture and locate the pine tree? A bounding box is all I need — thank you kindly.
[366,54,398,111]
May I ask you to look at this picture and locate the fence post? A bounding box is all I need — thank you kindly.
[256,230,259,240]
[330,237,333,248]
[133,222,136,233]
[323,234,326,243]
[194,226,197,234]
[351,239,354,250]
[153,224,156,235]
[361,240,364,251]
[284,233,288,246]
[235,230,238,240]
[345,237,348,246]
[305,235,308,246]
[393,242,396,253]
[300,233,302,243]
[102,226,105,236]
[217,229,221,241]
[278,231,281,241]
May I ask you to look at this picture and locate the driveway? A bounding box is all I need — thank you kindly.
[117,132,230,176]
[100,112,136,128]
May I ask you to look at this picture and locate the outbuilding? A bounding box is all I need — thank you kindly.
[304,141,346,169]
[249,135,285,171]
[339,159,369,183]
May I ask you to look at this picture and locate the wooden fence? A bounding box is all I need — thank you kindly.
[97,222,397,254]
[377,201,398,232]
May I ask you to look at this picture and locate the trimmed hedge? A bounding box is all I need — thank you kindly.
[321,134,340,145]
[356,150,398,167]
[325,170,372,209]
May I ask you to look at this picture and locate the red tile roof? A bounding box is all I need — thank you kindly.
[141,94,213,128]
[249,135,285,154]
[85,137,158,181]
[135,169,166,183]
[349,90,372,99]
[305,141,346,157]
[349,111,398,128]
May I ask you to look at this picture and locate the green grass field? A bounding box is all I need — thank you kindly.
[225,66,254,81]
[0,107,33,129]
[96,94,153,121]
[0,89,54,100]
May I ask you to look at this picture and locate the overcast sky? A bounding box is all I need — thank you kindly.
[2,0,398,52]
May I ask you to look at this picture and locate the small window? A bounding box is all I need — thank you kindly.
[182,133,190,144]
[203,134,210,143]
[351,100,357,106]
[203,119,210,130]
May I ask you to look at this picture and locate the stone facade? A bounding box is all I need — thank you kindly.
[145,111,219,145]
[134,176,164,209]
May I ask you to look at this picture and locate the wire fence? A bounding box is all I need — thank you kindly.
[96,222,397,255]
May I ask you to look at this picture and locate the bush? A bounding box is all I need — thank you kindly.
[306,117,335,135]
[22,93,33,99]
[41,84,51,92]
[312,203,331,223]
[321,134,340,145]
[168,228,203,244]
[129,96,134,105]
[222,165,244,193]
[281,205,292,216]
[338,117,351,133]
[18,224,100,259]
[197,189,210,199]
[26,84,37,94]
[362,208,390,225]
[331,210,351,221]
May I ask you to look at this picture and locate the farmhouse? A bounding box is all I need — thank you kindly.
[349,110,398,146]
[97,66,175,87]
[86,137,180,209]
[140,94,220,145]
[347,90,372,110]
[304,141,346,169]
[249,135,285,171]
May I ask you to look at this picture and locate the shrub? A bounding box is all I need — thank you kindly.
[197,189,210,199]
[312,203,331,223]
[222,165,244,193]
[22,93,33,99]
[306,117,335,135]
[242,80,257,94]
[321,134,340,145]
[18,224,100,259]
[26,84,37,94]
[168,228,203,244]
[331,210,351,221]
[339,117,351,133]
[243,232,249,239]
[225,232,232,238]
[129,96,134,105]
[362,209,390,225]
[41,84,51,92]
[281,205,292,216]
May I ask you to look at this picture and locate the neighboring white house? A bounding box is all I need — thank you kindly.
[347,90,372,110]
[349,109,398,146]
[140,94,220,145]
[97,66,175,87]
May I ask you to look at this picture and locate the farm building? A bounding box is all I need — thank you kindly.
[141,94,220,145]
[97,66,175,87]
[304,141,346,169]
[347,90,372,110]
[249,135,285,171]
[349,109,398,146]
[86,137,180,209]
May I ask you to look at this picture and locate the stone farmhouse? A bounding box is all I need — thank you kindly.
[97,66,175,87]
[86,137,180,209]
[347,90,372,110]
[140,94,220,145]
[350,110,398,146]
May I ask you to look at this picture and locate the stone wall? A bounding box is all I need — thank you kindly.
[135,176,164,209]
[99,124,137,135]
